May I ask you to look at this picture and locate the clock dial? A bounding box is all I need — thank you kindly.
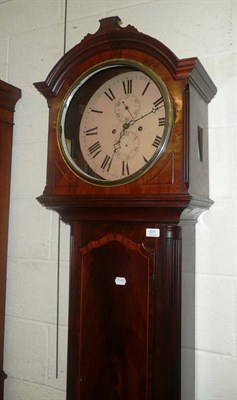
[59,64,173,185]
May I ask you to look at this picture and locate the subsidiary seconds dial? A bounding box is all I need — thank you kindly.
[59,65,173,185]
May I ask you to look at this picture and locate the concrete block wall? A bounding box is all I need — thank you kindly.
[0,0,236,399]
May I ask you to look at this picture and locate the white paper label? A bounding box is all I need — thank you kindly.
[115,277,126,286]
[146,228,160,237]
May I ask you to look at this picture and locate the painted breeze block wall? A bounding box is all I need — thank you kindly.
[0,1,236,399]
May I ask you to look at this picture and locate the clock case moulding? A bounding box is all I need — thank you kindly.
[34,16,217,224]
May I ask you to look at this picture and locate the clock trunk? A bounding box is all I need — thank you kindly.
[66,222,181,400]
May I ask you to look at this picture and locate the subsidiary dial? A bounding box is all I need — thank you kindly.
[115,94,140,123]
[115,130,140,161]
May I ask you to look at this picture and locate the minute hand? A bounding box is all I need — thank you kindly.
[129,106,160,126]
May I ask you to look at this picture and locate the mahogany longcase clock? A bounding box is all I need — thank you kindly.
[0,80,21,398]
[34,17,216,400]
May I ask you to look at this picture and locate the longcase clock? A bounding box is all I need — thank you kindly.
[0,80,21,398]
[34,17,216,400]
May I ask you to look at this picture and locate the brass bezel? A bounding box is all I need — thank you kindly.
[57,59,174,187]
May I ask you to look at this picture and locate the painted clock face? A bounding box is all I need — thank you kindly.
[58,63,173,186]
